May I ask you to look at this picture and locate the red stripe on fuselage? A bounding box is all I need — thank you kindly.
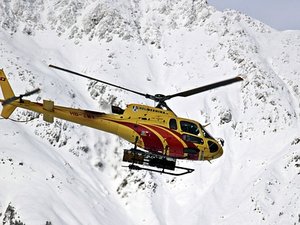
[166,128,197,149]
[156,126,200,160]
[116,121,164,152]
[146,125,186,157]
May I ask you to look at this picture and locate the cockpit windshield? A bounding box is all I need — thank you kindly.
[180,121,199,135]
[200,125,213,139]
[180,120,214,139]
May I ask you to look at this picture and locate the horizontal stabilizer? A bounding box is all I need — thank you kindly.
[43,100,54,123]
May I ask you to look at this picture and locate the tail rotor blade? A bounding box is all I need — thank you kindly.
[22,88,41,97]
[2,88,40,106]
[2,96,19,106]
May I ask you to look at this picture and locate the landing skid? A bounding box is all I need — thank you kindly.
[127,164,194,176]
[122,148,194,176]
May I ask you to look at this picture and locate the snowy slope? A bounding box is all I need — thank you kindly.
[0,0,300,224]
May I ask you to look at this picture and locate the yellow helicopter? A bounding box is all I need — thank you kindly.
[0,65,243,175]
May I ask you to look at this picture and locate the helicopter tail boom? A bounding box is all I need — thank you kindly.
[0,69,17,118]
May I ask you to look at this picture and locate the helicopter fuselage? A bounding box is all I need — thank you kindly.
[1,96,223,161]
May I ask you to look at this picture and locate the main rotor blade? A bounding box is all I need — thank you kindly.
[166,76,243,99]
[49,64,149,98]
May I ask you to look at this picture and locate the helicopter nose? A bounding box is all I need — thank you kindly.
[208,140,223,159]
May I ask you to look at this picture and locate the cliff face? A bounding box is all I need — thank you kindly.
[0,0,210,43]
[0,1,299,224]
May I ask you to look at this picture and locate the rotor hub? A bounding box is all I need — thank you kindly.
[154,94,166,101]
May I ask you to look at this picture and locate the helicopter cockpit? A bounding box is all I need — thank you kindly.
[169,119,215,139]
[175,119,222,153]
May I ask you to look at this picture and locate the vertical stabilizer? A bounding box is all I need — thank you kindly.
[0,69,15,99]
[0,69,17,118]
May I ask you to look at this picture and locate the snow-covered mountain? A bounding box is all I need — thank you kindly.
[0,0,299,224]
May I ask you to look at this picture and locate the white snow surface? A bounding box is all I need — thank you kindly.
[0,0,300,224]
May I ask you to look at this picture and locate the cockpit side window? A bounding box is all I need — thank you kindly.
[182,134,204,144]
[180,121,199,135]
[169,118,177,130]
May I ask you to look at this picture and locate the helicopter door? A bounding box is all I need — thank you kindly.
[179,120,203,159]
[132,121,165,153]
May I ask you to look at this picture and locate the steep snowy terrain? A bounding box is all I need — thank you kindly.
[0,0,299,224]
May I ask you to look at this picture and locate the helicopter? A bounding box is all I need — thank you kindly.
[0,65,243,176]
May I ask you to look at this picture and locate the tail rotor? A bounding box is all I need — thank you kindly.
[0,69,40,118]
[1,88,40,106]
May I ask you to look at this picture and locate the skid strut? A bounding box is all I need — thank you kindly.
[122,149,194,176]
